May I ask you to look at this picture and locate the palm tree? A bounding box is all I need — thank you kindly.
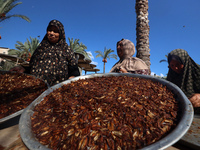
[0,0,30,23]
[68,37,91,61]
[8,36,40,61]
[95,47,117,73]
[135,0,150,72]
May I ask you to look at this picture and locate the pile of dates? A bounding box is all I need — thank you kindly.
[31,76,178,150]
[0,72,48,119]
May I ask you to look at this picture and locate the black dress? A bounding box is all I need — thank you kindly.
[29,20,80,86]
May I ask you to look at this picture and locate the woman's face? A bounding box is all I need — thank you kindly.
[47,26,60,43]
[169,59,184,74]
[117,41,124,59]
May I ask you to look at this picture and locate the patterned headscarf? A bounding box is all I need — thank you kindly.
[30,20,78,86]
[167,49,200,98]
[110,39,148,73]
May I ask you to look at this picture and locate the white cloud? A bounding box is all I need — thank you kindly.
[91,61,98,65]
[151,72,156,76]
[87,51,94,59]
[160,73,164,77]
[87,51,98,65]
[151,72,165,77]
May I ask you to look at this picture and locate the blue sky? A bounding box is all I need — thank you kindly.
[1,0,200,76]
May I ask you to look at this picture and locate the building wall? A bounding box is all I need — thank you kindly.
[0,47,9,62]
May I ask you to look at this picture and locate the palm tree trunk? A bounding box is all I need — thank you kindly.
[103,62,105,73]
[135,0,151,73]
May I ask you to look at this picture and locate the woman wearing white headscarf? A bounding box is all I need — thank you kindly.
[110,39,149,75]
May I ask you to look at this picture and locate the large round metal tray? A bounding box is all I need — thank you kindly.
[19,73,194,150]
[0,71,49,124]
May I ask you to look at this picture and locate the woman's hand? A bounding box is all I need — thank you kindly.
[189,93,200,107]
[68,76,75,79]
[119,67,128,73]
[10,66,25,73]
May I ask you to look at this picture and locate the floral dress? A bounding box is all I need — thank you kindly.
[29,20,80,86]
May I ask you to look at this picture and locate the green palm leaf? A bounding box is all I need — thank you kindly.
[8,36,40,60]
[95,47,117,73]
[0,0,31,23]
[68,37,91,61]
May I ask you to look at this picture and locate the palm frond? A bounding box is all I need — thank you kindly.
[109,54,118,60]
[159,54,169,63]
[95,53,103,58]
[68,37,91,61]
[3,1,22,14]
[95,51,103,58]
[0,0,31,23]
[0,0,19,13]
[0,14,30,22]
[95,47,117,60]
[8,36,40,59]
[159,59,167,63]
[8,49,21,56]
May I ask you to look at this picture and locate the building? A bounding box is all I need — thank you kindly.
[0,47,9,62]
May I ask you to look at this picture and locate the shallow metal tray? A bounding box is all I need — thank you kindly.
[19,73,194,150]
[0,110,24,124]
[0,71,49,124]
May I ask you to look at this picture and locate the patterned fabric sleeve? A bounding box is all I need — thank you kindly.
[66,47,80,77]
[66,47,77,66]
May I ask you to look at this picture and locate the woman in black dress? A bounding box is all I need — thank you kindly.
[10,20,80,86]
